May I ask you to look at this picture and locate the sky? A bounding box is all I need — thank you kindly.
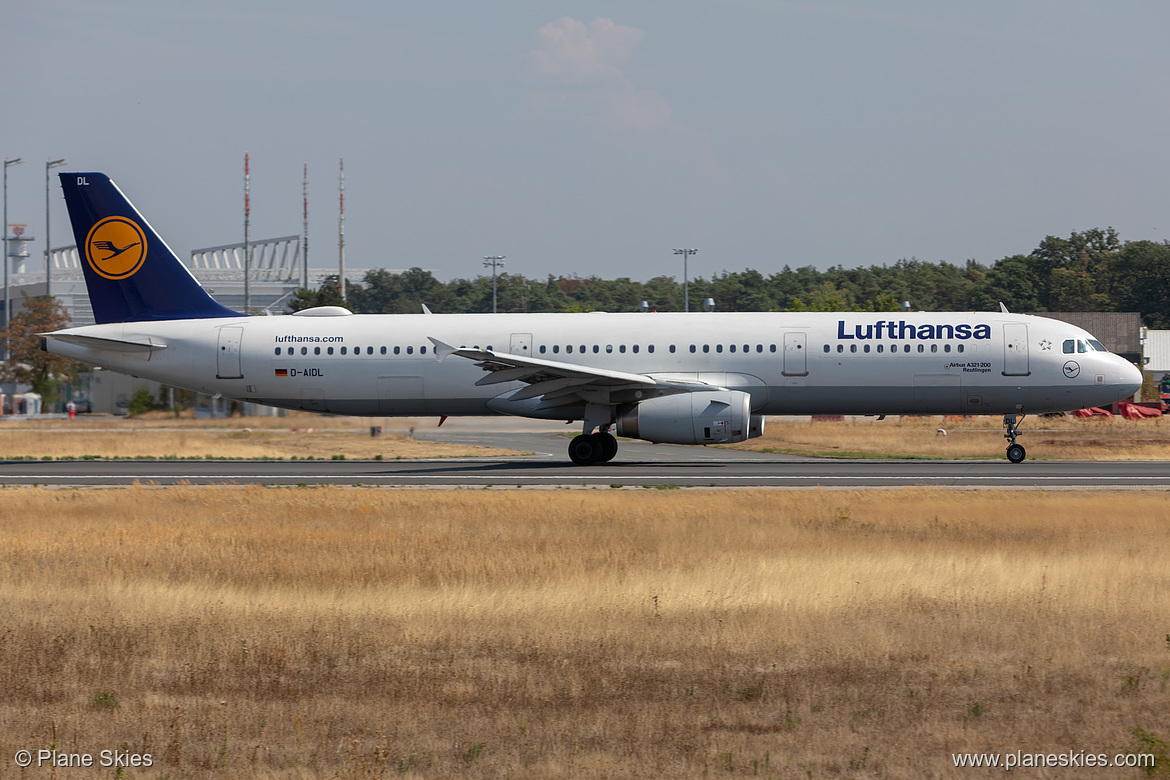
[4,1,1169,284]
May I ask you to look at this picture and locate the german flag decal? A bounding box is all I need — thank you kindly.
[275,369,288,377]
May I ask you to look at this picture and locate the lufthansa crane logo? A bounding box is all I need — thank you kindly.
[84,216,147,280]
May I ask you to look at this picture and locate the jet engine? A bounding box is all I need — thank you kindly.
[616,390,764,445]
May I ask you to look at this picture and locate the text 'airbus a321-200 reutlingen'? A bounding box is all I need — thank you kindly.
[43,172,1142,464]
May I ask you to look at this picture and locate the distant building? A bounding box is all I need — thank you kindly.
[6,237,416,326]
[1142,330,1170,374]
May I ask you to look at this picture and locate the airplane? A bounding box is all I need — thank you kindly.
[43,172,1143,465]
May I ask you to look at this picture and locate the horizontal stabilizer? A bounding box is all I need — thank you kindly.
[41,332,167,353]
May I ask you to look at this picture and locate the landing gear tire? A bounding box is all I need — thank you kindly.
[568,434,602,466]
[1003,413,1027,463]
[593,432,618,462]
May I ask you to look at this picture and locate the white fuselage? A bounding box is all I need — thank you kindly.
[46,310,1141,419]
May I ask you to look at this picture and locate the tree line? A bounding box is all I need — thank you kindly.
[290,228,1170,329]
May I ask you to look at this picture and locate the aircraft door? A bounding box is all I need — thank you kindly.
[509,333,532,356]
[782,332,808,376]
[1002,323,1030,376]
[216,326,243,379]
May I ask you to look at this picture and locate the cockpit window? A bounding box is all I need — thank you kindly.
[1088,339,1107,352]
[1078,340,1088,353]
[1063,339,1075,354]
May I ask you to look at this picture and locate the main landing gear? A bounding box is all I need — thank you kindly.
[568,430,618,466]
[1003,413,1026,463]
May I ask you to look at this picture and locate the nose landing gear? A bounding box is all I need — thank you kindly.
[1003,413,1026,463]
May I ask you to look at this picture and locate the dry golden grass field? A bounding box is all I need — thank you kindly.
[1,488,1167,778]
[0,413,521,460]
[731,414,1170,460]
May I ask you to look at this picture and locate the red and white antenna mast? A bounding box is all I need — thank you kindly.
[244,152,251,312]
[302,163,309,290]
[338,158,346,302]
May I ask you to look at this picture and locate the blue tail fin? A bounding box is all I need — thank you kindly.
[58,172,240,323]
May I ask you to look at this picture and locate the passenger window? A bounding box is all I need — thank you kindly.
[770,344,777,353]
[393,346,400,355]
[567,345,573,354]
[406,346,413,355]
[904,345,910,353]
[716,344,723,353]
[863,344,870,353]
[368,346,374,355]
[593,345,600,354]
[729,344,736,353]
[1063,339,1075,354]
[743,344,749,353]
[606,345,613,353]
[931,344,938,353]
[837,344,844,353]
[328,347,334,355]
[703,345,710,353]
[647,345,653,354]
[877,344,884,353]
[619,345,626,353]
[287,347,294,355]
[944,344,951,353]
[823,344,830,353]
[539,345,546,354]
[579,345,585,353]
[850,344,857,353]
[273,347,280,356]
[380,346,387,355]
[553,345,559,354]
[420,346,427,355]
[957,344,964,353]
[314,347,321,355]
[632,345,639,354]
[301,347,308,355]
[690,345,696,353]
[340,346,347,355]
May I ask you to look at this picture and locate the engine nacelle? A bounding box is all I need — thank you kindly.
[616,390,764,445]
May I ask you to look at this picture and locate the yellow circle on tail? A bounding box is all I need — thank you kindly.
[85,217,148,280]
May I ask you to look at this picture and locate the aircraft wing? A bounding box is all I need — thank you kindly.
[428,337,719,408]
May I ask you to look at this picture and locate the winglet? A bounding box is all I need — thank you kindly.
[421,304,433,315]
[999,302,1010,314]
[427,336,458,362]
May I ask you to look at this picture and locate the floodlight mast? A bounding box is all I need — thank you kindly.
[483,255,505,313]
[674,247,698,312]
[4,157,24,360]
[45,158,65,297]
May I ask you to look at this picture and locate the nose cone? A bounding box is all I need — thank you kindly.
[1118,359,1143,400]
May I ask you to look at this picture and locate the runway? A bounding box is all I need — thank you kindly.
[2,432,1168,488]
